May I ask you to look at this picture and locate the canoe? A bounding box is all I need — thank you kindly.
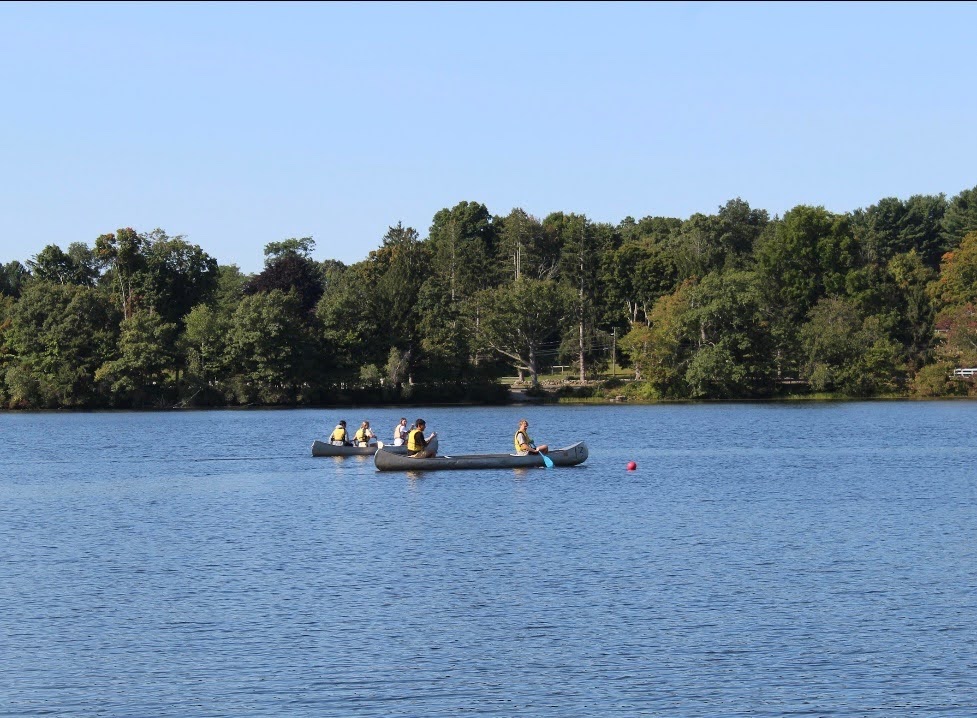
[374,441,588,472]
[311,440,407,457]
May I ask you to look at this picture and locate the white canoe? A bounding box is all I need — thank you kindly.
[374,441,588,472]
[311,440,407,457]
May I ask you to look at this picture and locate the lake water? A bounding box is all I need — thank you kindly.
[1,402,975,717]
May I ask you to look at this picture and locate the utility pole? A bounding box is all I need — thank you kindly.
[611,327,616,377]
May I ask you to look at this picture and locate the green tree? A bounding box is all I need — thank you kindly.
[496,208,556,281]
[264,236,316,261]
[66,242,101,286]
[369,223,430,381]
[427,201,498,302]
[683,270,774,398]
[0,261,29,297]
[756,206,834,320]
[5,282,120,407]
[548,212,616,380]
[27,244,92,285]
[415,274,472,382]
[0,295,14,404]
[852,194,947,268]
[140,231,220,325]
[886,251,936,371]
[181,303,232,402]
[316,260,385,379]
[716,197,769,264]
[470,278,572,385]
[606,240,677,326]
[244,238,323,316]
[95,227,146,320]
[95,311,178,407]
[755,205,857,379]
[669,212,723,281]
[799,296,902,395]
[941,186,977,251]
[227,289,315,404]
[214,264,249,315]
[618,324,654,380]
[628,280,695,397]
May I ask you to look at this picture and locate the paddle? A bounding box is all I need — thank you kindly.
[532,440,553,469]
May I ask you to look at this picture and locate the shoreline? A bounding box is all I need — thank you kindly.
[2,392,975,414]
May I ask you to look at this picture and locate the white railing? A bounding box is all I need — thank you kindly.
[952,368,977,377]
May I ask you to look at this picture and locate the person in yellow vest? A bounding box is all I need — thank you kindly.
[329,420,351,446]
[514,419,548,455]
[354,420,377,447]
[407,418,438,458]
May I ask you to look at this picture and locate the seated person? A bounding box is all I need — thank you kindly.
[392,417,409,446]
[354,420,378,447]
[514,419,548,455]
[406,418,438,458]
[329,420,351,446]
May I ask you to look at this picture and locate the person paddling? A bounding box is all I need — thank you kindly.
[514,419,549,455]
[407,418,438,458]
[329,420,351,446]
[354,421,377,447]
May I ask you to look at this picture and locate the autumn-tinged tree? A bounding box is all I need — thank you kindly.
[933,231,977,308]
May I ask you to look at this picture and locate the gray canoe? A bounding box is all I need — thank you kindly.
[311,440,407,457]
[374,441,588,472]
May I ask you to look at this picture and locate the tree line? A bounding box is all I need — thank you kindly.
[2,186,977,409]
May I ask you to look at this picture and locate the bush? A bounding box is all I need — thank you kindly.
[911,362,969,397]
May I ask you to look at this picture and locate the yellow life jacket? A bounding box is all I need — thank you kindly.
[355,427,370,443]
[514,430,534,452]
[407,428,425,453]
[330,426,347,442]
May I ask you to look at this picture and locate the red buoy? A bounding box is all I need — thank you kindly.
[627,461,637,471]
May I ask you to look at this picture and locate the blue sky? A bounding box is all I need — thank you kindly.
[1,1,975,274]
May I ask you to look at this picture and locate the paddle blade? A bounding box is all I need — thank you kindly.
[541,452,554,469]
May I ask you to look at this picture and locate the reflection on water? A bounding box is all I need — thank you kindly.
[1,402,976,716]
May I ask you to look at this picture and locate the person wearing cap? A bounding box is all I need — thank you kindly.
[329,420,351,446]
[406,418,438,458]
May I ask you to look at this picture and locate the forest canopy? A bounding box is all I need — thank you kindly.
[3,186,977,409]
